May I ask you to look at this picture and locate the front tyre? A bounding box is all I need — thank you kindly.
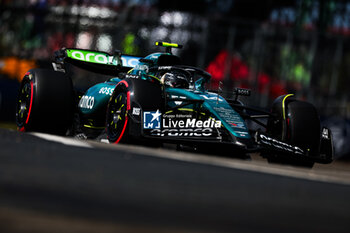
[106,81,130,143]
[266,94,320,167]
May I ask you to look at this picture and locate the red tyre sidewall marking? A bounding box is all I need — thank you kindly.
[25,80,34,125]
[114,80,130,144]
[287,117,291,140]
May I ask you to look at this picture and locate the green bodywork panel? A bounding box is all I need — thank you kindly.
[129,53,169,76]
[79,79,120,116]
[78,51,250,139]
[166,88,251,139]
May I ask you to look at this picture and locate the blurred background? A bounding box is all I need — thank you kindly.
[1,0,350,158]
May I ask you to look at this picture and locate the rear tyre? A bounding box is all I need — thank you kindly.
[16,69,74,135]
[106,81,130,143]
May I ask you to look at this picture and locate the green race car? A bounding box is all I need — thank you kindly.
[16,42,333,166]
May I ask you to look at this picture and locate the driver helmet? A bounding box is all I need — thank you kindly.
[160,72,189,88]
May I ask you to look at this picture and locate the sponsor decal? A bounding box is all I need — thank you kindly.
[170,95,186,106]
[234,88,251,96]
[200,94,224,102]
[134,64,149,74]
[98,87,114,96]
[214,106,247,130]
[144,109,221,138]
[163,114,192,118]
[322,128,330,140]
[230,122,245,129]
[79,95,95,109]
[151,128,213,137]
[235,131,249,137]
[257,133,304,155]
[121,56,140,67]
[150,55,159,59]
[67,50,141,67]
[163,118,221,128]
[148,113,221,137]
[68,50,114,65]
[133,107,141,116]
[143,110,161,129]
[158,66,172,70]
[125,74,140,79]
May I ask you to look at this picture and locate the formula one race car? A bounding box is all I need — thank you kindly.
[16,42,333,166]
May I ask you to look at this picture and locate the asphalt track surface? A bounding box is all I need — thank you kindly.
[1,128,350,233]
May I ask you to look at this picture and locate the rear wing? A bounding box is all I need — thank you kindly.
[52,48,141,75]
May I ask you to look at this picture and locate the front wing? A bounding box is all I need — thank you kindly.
[255,129,333,164]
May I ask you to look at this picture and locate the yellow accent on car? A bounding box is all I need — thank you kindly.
[155,42,179,48]
[165,108,193,114]
[147,74,160,82]
[178,108,194,112]
[83,125,105,129]
[282,94,294,120]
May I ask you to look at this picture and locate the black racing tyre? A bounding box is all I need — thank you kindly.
[268,95,321,153]
[106,81,130,143]
[16,69,74,135]
[287,100,321,153]
[266,94,321,167]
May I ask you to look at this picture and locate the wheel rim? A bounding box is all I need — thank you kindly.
[16,79,33,128]
[107,91,128,143]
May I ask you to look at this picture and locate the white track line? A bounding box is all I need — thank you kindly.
[94,142,350,186]
[30,132,350,186]
[31,132,92,148]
